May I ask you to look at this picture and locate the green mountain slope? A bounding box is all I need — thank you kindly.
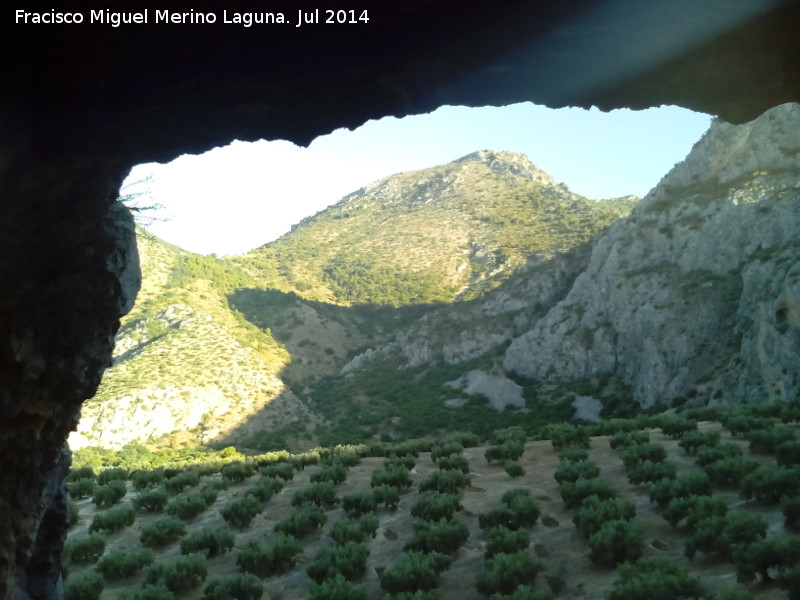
[234,150,636,305]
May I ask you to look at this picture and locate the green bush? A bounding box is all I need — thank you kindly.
[329,514,379,545]
[404,518,470,555]
[476,551,543,596]
[685,512,766,560]
[63,571,104,600]
[221,461,256,483]
[64,534,105,564]
[167,492,211,520]
[379,551,452,594]
[68,465,96,483]
[131,468,166,490]
[573,496,635,538]
[67,500,80,529]
[118,584,175,600]
[438,454,471,474]
[144,553,208,594]
[134,487,169,512]
[501,489,540,528]
[371,464,412,490]
[341,491,378,517]
[658,416,697,439]
[559,478,616,510]
[747,426,797,454]
[237,534,302,578]
[605,556,706,600]
[140,516,187,548]
[485,441,525,463]
[311,461,349,485]
[557,448,589,463]
[199,481,224,505]
[732,535,800,585]
[164,469,201,494]
[783,496,800,529]
[627,460,677,485]
[609,431,649,450]
[504,460,525,478]
[246,476,283,502]
[68,477,96,500]
[221,495,264,529]
[546,423,590,450]
[663,494,728,529]
[678,430,721,455]
[292,481,338,508]
[553,460,600,485]
[619,443,667,469]
[430,441,464,463]
[702,456,760,487]
[411,491,462,522]
[419,469,471,494]
[89,504,136,533]
[695,443,743,466]
[259,462,295,481]
[372,484,401,510]
[484,526,530,558]
[180,527,235,558]
[588,519,644,566]
[97,467,128,485]
[274,504,326,538]
[96,548,154,580]
[740,465,800,503]
[309,573,368,600]
[92,479,127,508]
[777,440,800,468]
[307,541,369,583]
[202,573,263,600]
[487,585,553,600]
[649,471,712,508]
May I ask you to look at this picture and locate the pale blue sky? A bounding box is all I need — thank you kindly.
[124,103,712,256]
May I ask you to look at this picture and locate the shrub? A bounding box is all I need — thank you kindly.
[678,430,721,454]
[68,465,96,483]
[501,489,540,528]
[329,514,379,545]
[140,516,186,548]
[485,441,525,463]
[379,551,452,594]
[573,496,636,538]
[202,573,263,600]
[341,491,378,517]
[309,574,368,600]
[627,460,677,485]
[274,504,326,538]
[92,480,127,508]
[372,484,401,510]
[67,500,80,528]
[663,494,728,528]
[246,477,283,502]
[96,548,154,580]
[259,462,294,481]
[131,468,165,490]
[237,534,301,578]
[442,431,481,448]
[64,535,105,564]
[747,426,797,454]
[167,492,210,520]
[685,512,766,560]
[63,571,104,600]
[557,448,589,463]
[658,416,697,439]
[221,461,256,483]
[144,553,208,594]
[311,462,348,485]
[732,535,800,585]
[649,471,712,508]
[476,551,543,596]
[777,440,800,468]
[419,469,471,494]
[118,584,174,600]
[385,454,417,470]
[484,526,530,558]
[695,443,743,466]
[221,495,264,530]
[411,491,462,522]
[180,527,235,558]
[605,556,706,600]
[97,467,128,485]
[164,469,201,494]
[620,443,667,469]
[404,518,470,555]
[553,460,600,485]
[504,460,525,478]
[559,478,616,510]
[702,456,760,487]
[783,496,800,529]
[588,519,644,566]
[134,487,169,512]
[487,585,553,600]
[199,481,224,505]
[740,465,800,503]
[89,504,136,533]
[609,430,649,450]
[438,454,471,474]
[307,541,369,583]
[292,481,338,508]
[371,464,412,490]
[68,477,96,500]
[430,441,464,463]
[546,424,590,450]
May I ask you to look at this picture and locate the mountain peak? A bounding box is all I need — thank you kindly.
[455,150,555,184]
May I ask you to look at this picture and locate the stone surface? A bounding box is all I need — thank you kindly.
[2,2,800,597]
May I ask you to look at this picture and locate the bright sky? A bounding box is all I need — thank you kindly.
[123,103,712,256]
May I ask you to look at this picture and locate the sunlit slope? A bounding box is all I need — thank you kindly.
[235,150,636,305]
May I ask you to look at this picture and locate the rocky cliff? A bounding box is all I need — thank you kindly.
[504,102,800,408]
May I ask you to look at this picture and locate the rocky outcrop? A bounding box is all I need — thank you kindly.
[504,103,800,408]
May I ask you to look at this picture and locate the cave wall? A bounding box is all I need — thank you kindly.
[2,1,800,598]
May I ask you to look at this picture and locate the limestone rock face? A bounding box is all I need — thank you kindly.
[504,103,800,408]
